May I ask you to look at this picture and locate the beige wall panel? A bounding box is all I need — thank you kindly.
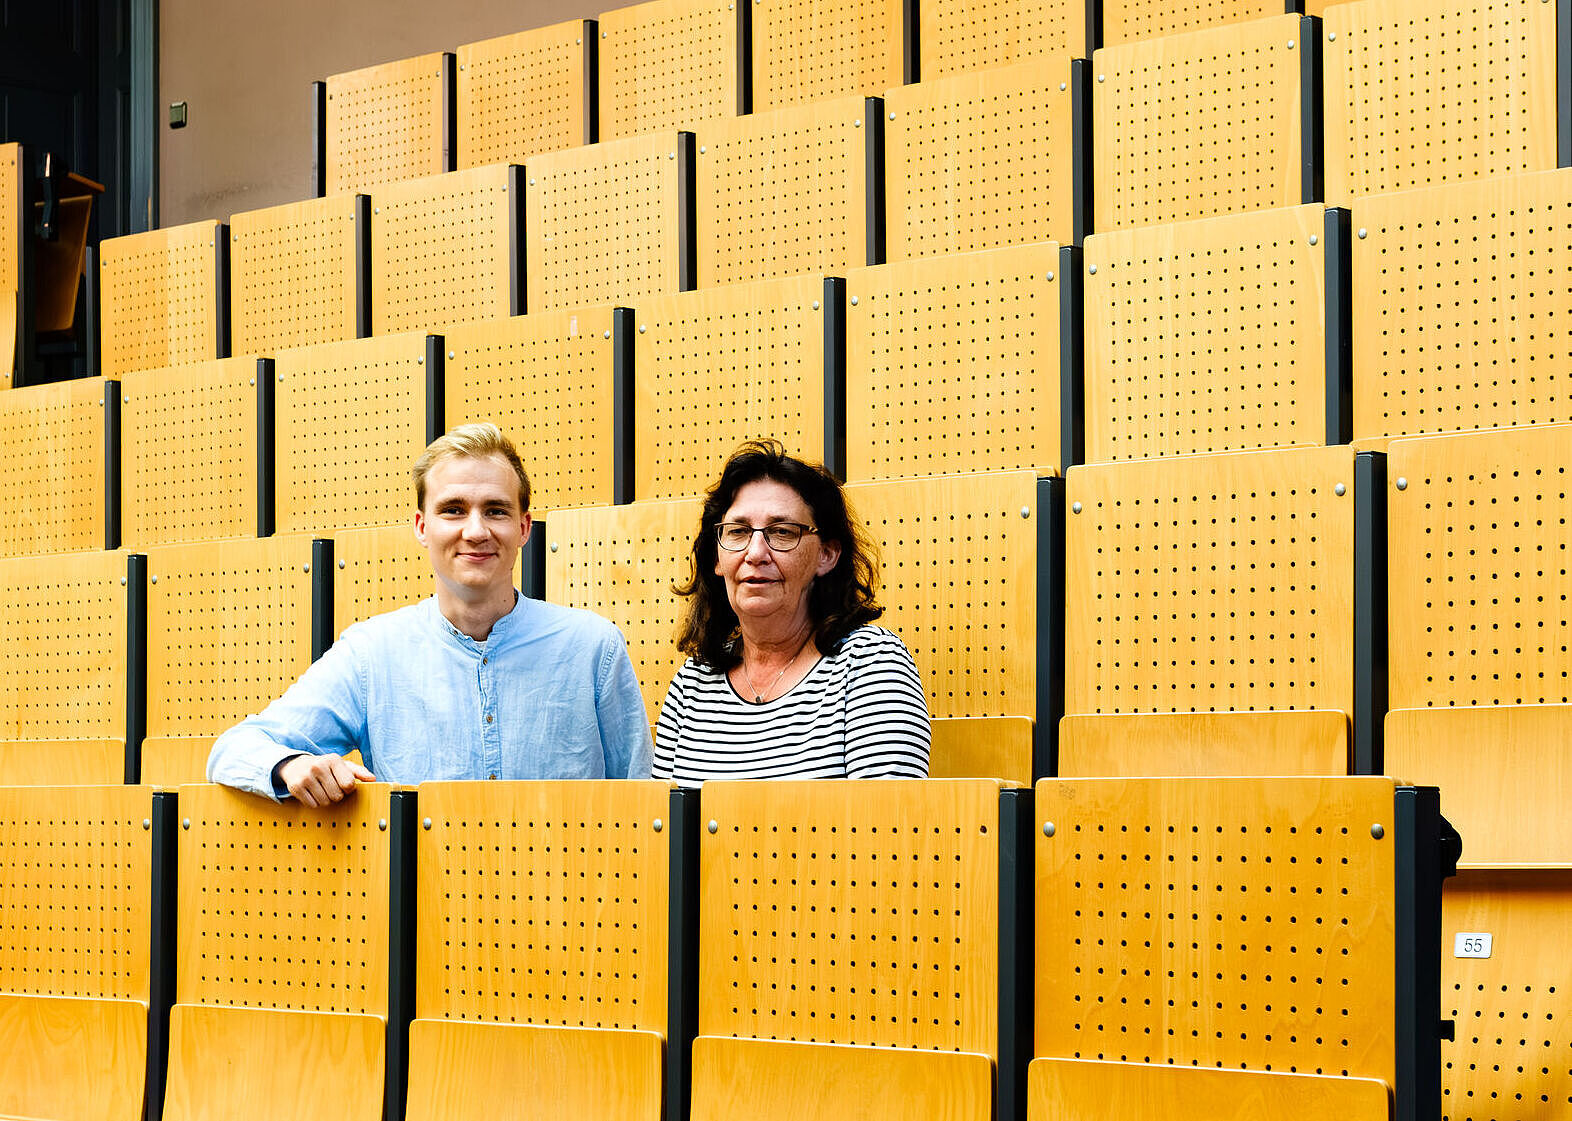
[99,220,222,376]
[274,332,430,535]
[415,781,674,1024]
[1387,424,1572,708]
[1351,172,1572,442]
[632,276,825,500]
[700,780,1005,1052]
[371,164,518,335]
[525,133,682,310]
[1065,446,1358,715]
[457,21,592,167]
[1036,776,1399,1081]
[0,785,155,1001]
[1102,0,1290,46]
[920,0,1085,79]
[230,194,363,355]
[174,782,395,1012]
[598,0,742,139]
[0,993,147,1121]
[407,1019,665,1120]
[752,0,902,110]
[0,739,124,785]
[1093,15,1305,231]
[1028,1059,1389,1121]
[0,551,125,740]
[1440,870,1572,1119]
[849,470,1039,719]
[886,60,1076,259]
[847,243,1061,480]
[121,357,260,547]
[0,378,107,556]
[1058,710,1349,777]
[443,308,619,510]
[1386,706,1572,869]
[692,1037,994,1121]
[1323,0,1558,204]
[928,715,1033,784]
[696,96,870,285]
[145,535,316,738]
[546,496,701,722]
[1084,205,1328,461]
[325,51,449,194]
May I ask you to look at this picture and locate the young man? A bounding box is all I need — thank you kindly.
[207,423,652,804]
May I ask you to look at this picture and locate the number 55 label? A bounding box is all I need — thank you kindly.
[1454,932,1493,959]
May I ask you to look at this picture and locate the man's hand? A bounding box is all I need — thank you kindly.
[276,753,376,807]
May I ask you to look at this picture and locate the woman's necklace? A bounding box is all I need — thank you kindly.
[742,632,815,704]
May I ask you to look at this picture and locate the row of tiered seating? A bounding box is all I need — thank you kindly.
[0,775,1452,1121]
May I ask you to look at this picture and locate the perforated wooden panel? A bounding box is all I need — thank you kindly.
[1103,0,1290,46]
[1387,425,1572,709]
[371,164,516,335]
[886,59,1076,260]
[696,96,870,285]
[146,535,316,738]
[1065,446,1357,714]
[847,243,1061,481]
[457,21,589,168]
[599,0,741,139]
[700,779,1004,1052]
[415,781,672,1027]
[1386,706,1572,869]
[0,552,125,740]
[274,332,429,535]
[848,471,1038,718]
[175,781,393,1013]
[121,357,258,548]
[525,133,682,311]
[325,51,448,194]
[1084,205,1328,461]
[0,142,19,296]
[1442,870,1572,1121]
[98,220,221,376]
[633,276,824,499]
[1351,171,1572,442]
[752,0,903,110]
[920,0,1084,79]
[0,378,105,556]
[0,740,125,785]
[230,194,361,355]
[331,523,429,638]
[1323,0,1558,205]
[1094,15,1305,232]
[546,496,701,721]
[444,308,618,510]
[1058,710,1350,777]
[1036,776,1399,1081]
[0,785,154,1001]
[1027,1059,1391,1121]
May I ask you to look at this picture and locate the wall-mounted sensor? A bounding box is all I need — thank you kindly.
[169,102,188,129]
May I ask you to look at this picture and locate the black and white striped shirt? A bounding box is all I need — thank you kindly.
[653,625,931,786]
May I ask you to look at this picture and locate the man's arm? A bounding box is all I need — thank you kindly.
[207,640,375,802]
[595,633,654,779]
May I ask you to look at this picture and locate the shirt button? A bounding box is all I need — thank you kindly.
[482,656,488,665]
[488,772,497,780]
[486,714,494,724]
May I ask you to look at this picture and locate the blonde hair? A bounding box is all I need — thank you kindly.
[412,423,531,510]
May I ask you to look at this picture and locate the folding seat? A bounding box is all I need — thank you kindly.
[404,780,697,1120]
[525,133,689,311]
[229,194,368,354]
[98,220,226,376]
[691,779,1032,1121]
[138,736,214,786]
[120,356,268,547]
[1323,0,1563,204]
[917,0,1089,79]
[322,51,453,193]
[0,739,124,784]
[161,782,412,1121]
[0,783,173,1121]
[927,715,1034,783]
[1101,0,1313,45]
[694,94,879,285]
[456,21,593,167]
[1093,14,1318,231]
[370,165,522,334]
[598,0,745,138]
[1349,169,1572,447]
[885,59,1081,259]
[750,0,904,110]
[0,377,114,556]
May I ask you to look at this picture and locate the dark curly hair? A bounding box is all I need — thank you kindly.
[675,440,882,671]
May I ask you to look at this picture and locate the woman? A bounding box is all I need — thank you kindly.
[653,440,930,784]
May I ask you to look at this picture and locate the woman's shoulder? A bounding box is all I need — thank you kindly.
[830,624,914,660]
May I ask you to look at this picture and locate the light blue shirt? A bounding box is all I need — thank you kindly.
[208,593,653,799]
